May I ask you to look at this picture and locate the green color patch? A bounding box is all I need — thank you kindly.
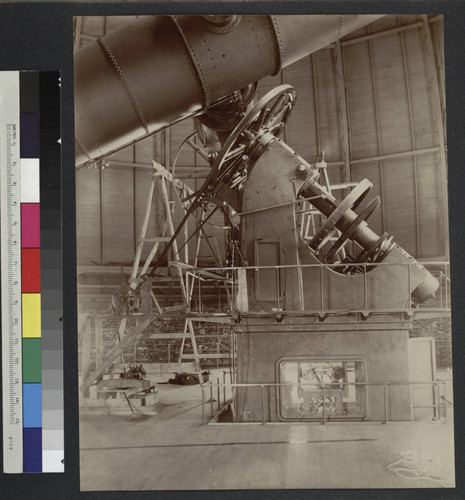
[22,339,42,383]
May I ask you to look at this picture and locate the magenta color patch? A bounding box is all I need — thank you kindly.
[21,203,40,248]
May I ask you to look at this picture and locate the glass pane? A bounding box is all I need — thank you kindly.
[279,359,367,419]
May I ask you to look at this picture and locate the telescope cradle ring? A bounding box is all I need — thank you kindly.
[326,196,381,263]
[308,178,373,253]
[336,232,396,275]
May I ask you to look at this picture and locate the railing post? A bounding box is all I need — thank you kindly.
[234,381,237,423]
[383,383,388,424]
[261,385,266,425]
[201,384,205,425]
[276,267,280,310]
[363,264,368,308]
[445,263,449,309]
[210,384,213,417]
[217,378,221,411]
[442,380,447,419]
[320,266,324,310]
[322,383,326,425]
[408,263,411,308]
[223,371,226,404]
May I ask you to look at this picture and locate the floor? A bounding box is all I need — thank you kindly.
[79,369,455,491]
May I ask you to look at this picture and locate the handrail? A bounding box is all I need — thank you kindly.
[173,260,450,272]
[200,379,451,425]
[177,260,451,313]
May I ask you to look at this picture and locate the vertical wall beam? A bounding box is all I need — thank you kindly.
[399,28,421,258]
[429,19,447,146]
[310,54,321,156]
[340,36,357,260]
[367,36,386,232]
[280,67,289,145]
[335,40,351,184]
[422,15,449,258]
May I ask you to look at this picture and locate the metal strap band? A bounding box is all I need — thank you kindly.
[75,133,93,161]
[338,15,345,39]
[171,16,212,109]
[97,37,149,134]
[269,16,285,75]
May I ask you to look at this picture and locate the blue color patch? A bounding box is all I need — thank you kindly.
[23,428,42,473]
[23,383,42,428]
[20,113,39,158]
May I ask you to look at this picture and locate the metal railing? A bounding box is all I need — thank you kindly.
[201,371,232,424]
[181,260,450,315]
[200,379,451,425]
[142,336,231,365]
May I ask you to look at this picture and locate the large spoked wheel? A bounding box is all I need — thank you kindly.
[211,84,297,191]
[162,85,297,264]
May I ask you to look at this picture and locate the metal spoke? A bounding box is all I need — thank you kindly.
[253,105,270,132]
[263,93,288,128]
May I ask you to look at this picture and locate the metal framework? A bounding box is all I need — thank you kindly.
[79,154,236,395]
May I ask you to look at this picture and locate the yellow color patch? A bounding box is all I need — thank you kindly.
[22,293,41,338]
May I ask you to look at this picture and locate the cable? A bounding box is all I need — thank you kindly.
[387,450,454,487]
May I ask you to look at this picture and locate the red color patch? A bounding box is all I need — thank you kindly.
[22,248,41,292]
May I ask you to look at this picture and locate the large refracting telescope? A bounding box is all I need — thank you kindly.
[76,15,441,421]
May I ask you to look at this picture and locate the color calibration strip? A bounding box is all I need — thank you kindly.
[1,71,63,473]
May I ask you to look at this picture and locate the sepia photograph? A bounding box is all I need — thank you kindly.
[74,14,454,490]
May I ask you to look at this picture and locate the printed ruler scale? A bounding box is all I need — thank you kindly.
[1,71,64,474]
[1,73,23,473]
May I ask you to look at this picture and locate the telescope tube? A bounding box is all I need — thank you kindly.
[74,14,383,166]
